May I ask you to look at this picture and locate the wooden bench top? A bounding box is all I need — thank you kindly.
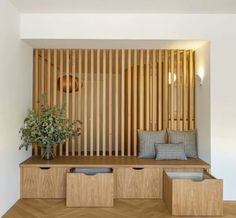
[20,156,209,169]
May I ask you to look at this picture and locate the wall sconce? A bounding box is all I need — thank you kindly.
[196,68,204,86]
[168,72,176,84]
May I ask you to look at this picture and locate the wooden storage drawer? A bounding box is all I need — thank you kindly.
[163,169,223,216]
[21,167,68,198]
[66,172,114,207]
[115,167,162,198]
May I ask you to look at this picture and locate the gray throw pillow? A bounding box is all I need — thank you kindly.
[154,143,187,160]
[138,130,166,158]
[167,130,198,158]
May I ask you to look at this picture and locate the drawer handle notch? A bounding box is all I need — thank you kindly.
[40,167,51,170]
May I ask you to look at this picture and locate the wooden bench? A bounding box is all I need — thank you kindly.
[20,156,209,199]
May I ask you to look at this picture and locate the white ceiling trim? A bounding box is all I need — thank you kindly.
[23,39,207,49]
[9,0,236,14]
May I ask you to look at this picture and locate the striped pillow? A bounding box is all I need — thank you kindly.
[138,130,166,158]
[154,143,187,160]
[167,129,198,158]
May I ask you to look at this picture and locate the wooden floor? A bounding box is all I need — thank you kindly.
[3,199,236,218]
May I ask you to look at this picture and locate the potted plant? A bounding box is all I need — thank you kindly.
[19,105,80,160]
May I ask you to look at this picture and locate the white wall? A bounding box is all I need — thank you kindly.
[19,13,236,200]
[195,42,211,163]
[0,0,32,216]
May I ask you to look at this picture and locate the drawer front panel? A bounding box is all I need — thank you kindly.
[172,179,223,216]
[66,173,114,207]
[115,168,162,198]
[21,167,68,198]
[163,170,223,216]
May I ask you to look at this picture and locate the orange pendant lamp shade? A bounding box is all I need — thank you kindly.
[57,75,80,93]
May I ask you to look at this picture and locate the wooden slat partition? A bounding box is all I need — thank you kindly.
[33,49,195,156]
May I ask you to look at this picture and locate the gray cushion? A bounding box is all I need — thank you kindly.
[70,167,112,175]
[154,143,187,160]
[138,130,166,158]
[167,130,197,158]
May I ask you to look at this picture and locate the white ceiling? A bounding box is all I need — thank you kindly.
[24,39,207,49]
[9,0,236,14]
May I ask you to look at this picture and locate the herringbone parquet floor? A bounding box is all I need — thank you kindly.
[3,199,236,218]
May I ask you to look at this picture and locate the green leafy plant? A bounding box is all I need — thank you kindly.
[19,105,81,159]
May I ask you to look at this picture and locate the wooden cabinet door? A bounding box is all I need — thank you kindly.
[114,167,162,198]
[21,167,68,198]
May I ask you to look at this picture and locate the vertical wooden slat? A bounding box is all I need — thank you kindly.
[171,50,175,129]
[177,50,181,130]
[152,49,156,130]
[90,49,94,156]
[189,49,194,129]
[53,49,57,106]
[84,49,88,156]
[78,49,82,156]
[59,49,63,156]
[127,49,131,156]
[108,49,112,156]
[139,49,144,129]
[183,50,188,130]
[102,49,106,156]
[115,49,119,156]
[158,50,162,130]
[133,49,137,156]
[65,49,69,156]
[34,49,39,156]
[47,49,51,106]
[46,49,51,156]
[193,51,195,129]
[71,49,76,156]
[41,49,45,105]
[145,49,150,130]
[121,49,125,156]
[53,49,57,156]
[163,50,168,129]
[66,49,70,156]
[96,49,100,156]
